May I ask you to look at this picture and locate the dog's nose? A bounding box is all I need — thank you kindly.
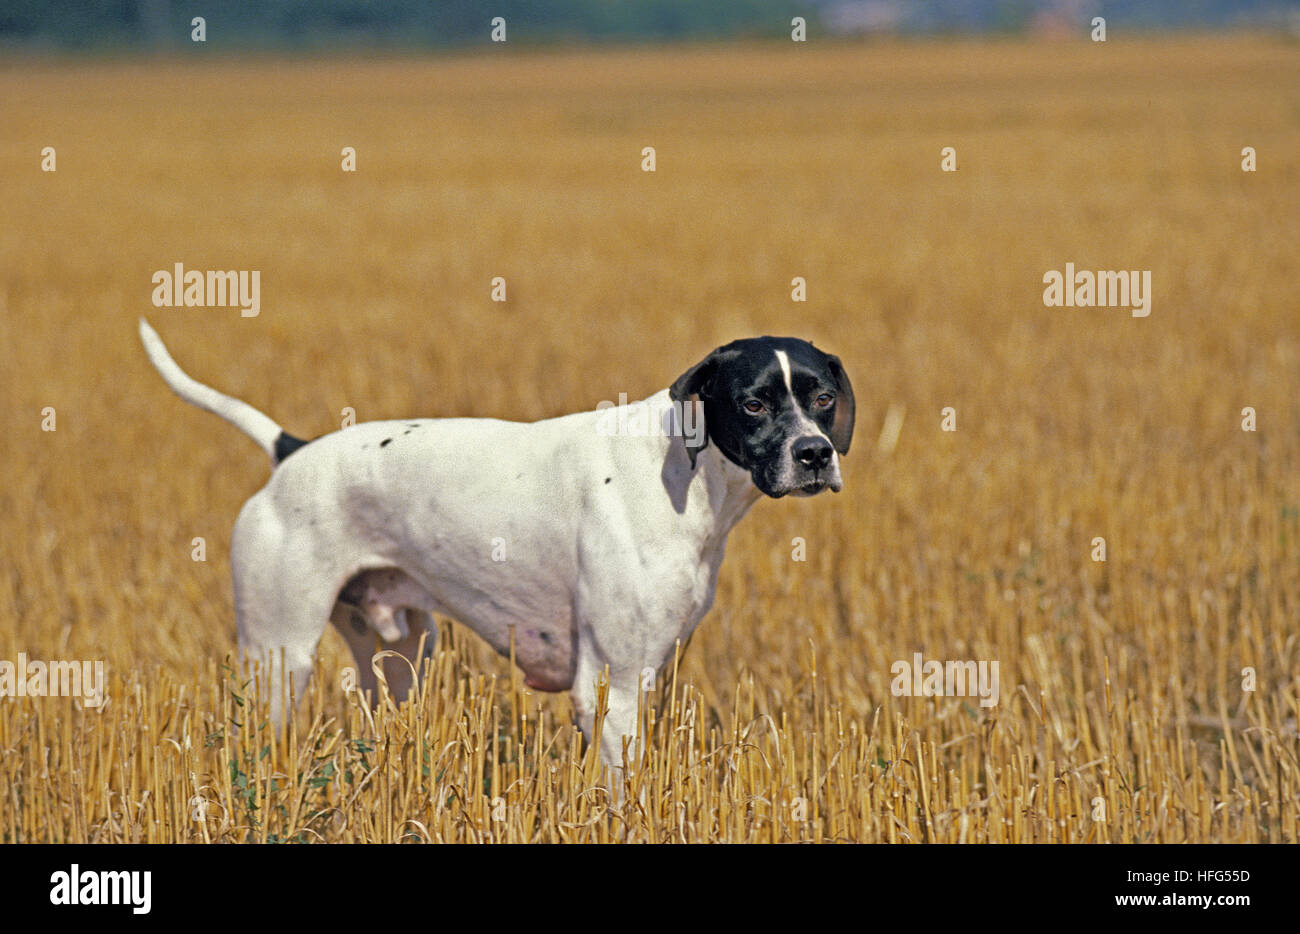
[792,436,833,470]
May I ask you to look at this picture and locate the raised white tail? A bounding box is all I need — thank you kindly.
[138,318,285,464]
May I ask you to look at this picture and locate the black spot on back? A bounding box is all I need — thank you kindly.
[381,438,392,447]
[604,477,611,484]
[274,431,310,464]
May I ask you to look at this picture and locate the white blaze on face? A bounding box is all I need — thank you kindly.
[773,349,841,492]
[774,349,831,442]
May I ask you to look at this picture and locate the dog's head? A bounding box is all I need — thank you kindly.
[670,337,854,498]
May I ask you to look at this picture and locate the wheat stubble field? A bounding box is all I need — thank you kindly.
[0,36,1298,843]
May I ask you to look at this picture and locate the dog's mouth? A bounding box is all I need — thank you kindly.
[765,476,840,498]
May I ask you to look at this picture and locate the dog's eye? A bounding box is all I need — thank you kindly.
[814,393,835,408]
[743,400,765,414]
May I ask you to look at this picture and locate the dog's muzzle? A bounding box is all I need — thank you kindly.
[761,435,843,498]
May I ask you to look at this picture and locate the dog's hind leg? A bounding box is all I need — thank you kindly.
[330,577,441,707]
[328,603,382,701]
[371,613,435,704]
[328,607,436,705]
[230,493,336,726]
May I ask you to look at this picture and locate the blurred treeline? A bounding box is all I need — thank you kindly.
[0,0,1292,49]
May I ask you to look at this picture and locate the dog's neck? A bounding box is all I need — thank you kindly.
[695,442,764,541]
[648,389,763,542]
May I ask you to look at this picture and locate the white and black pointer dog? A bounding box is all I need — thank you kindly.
[139,320,854,771]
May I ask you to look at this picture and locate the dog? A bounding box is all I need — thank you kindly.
[138,319,854,772]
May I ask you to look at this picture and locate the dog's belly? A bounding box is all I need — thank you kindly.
[338,567,576,692]
[513,627,577,692]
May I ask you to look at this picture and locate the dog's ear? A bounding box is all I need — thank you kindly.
[825,354,855,455]
[669,347,728,469]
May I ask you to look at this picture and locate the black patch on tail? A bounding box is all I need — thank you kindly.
[274,431,310,464]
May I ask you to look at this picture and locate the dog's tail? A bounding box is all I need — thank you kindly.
[138,318,308,466]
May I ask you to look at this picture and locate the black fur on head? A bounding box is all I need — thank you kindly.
[669,336,854,497]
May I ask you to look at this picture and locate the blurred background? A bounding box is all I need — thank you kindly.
[3,0,1299,50]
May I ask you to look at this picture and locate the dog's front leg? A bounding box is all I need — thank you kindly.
[570,654,645,803]
[572,668,643,766]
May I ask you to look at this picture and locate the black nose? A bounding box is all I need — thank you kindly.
[792,436,833,470]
